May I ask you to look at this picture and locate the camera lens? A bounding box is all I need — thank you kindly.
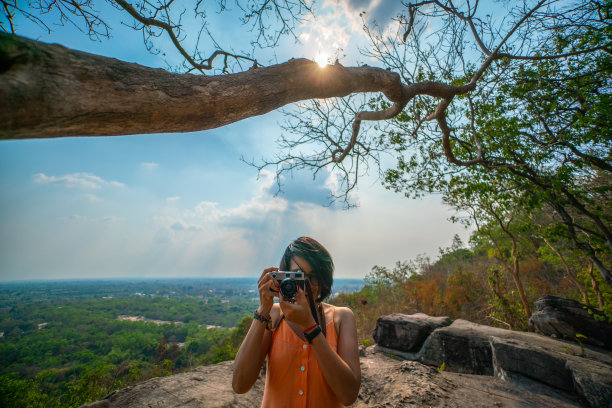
[280,277,298,299]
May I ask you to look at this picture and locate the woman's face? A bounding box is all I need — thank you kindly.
[289,255,320,301]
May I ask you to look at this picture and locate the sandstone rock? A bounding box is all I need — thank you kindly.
[80,361,264,408]
[374,314,612,408]
[568,359,612,408]
[372,312,452,352]
[490,334,574,390]
[83,346,588,408]
[417,319,509,375]
[358,348,585,407]
[529,295,612,349]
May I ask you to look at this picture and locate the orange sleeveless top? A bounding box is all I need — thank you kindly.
[261,308,343,408]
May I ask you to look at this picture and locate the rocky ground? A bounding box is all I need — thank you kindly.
[81,347,588,408]
[356,348,586,408]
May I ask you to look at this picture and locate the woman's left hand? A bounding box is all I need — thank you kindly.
[279,286,316,330]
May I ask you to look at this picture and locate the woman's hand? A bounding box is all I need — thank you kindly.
[279,286,316,329]
[257,267,280,315]
[233,268,278,394]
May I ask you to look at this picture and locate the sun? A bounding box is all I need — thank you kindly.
[314,52,329,68]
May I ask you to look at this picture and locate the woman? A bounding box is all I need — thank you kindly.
[232,237,361,407]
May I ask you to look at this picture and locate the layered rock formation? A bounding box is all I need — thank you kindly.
[529,294,612,349]
[374,313,612,408]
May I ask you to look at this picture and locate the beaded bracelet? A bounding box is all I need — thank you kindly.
[253,310,271,330]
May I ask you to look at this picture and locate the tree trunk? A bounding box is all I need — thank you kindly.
[542,238,590,306]
[0,33,410,139]
[588,261,604,309]
[488,219,532,322]
[510,249,532,320]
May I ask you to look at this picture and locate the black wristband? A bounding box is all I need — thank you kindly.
[304,325,321,344]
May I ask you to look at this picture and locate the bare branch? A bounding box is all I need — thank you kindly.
[1,0,111,40]
[113,0,257,73]
[333,100,408,163]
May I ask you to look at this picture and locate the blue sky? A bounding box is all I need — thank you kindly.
[0,0,469,281]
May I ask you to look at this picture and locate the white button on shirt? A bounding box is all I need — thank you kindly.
[302,344,307,349]
[300,365,305,371]
[299,389,304,396]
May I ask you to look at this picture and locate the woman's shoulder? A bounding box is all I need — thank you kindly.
[325,303,355,325]
[325,303,354,314]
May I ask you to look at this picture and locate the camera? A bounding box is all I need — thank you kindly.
[268,271,305,299]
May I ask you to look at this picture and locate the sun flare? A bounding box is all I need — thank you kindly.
[314,52,329,68]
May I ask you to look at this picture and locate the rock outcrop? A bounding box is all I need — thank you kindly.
[82,347,587,408]
[372,313,452,352]
[374,314,612,408]
[80,361,264,408]
[529,294,612,349]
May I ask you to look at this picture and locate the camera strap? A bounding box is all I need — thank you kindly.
[305,279,326,337]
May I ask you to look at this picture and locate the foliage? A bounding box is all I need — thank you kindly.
[379,2,612,287]
[0,291,257,408]
[332,230,610,344]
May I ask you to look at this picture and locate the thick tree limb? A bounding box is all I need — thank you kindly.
[0,33,399,138]
[0,33,474,139]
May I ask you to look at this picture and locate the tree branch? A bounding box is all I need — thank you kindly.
[0,33,486,140]
[113,0,257,73]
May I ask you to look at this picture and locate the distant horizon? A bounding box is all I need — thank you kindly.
[0,276,365,284]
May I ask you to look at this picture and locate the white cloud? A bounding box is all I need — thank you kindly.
[335,0,405,26]
[287,191,471,279]
[140,162,159,170]
[296,0,406,66]
[149,177,470,279]
[166,196,181,203]
[158,171,289,235]
[84,193,101,202]
[99,216,123,223]
[33,172,125,189]
[170,221,203,232]
[65,214,123,223]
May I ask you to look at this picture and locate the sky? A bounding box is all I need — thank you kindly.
[0,0,470,281]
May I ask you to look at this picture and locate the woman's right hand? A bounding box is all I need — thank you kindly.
[233,267,279,394]
[257,267,280,315]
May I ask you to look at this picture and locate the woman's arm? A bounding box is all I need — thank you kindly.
[232,268,280,394]
[310,307,361,405]
[280,289,361,405]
